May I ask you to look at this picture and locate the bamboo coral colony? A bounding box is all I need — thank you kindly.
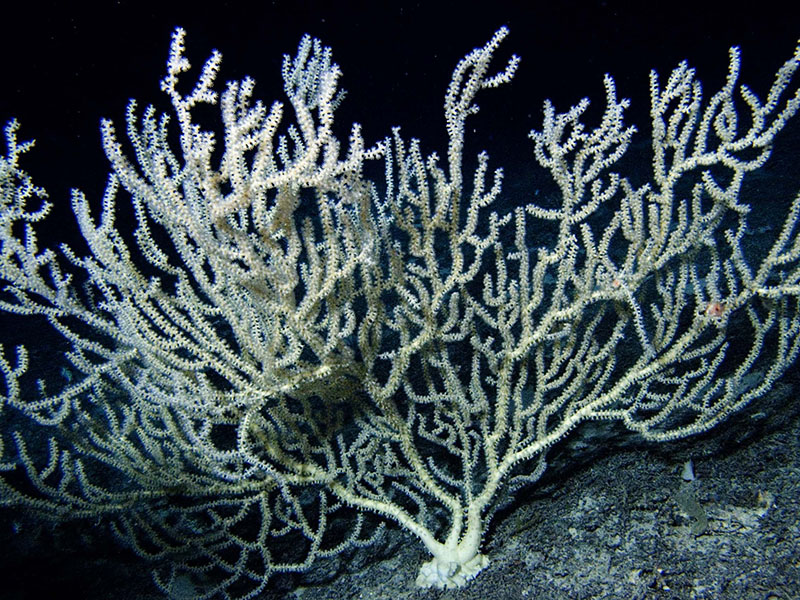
[1,27,800,595]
